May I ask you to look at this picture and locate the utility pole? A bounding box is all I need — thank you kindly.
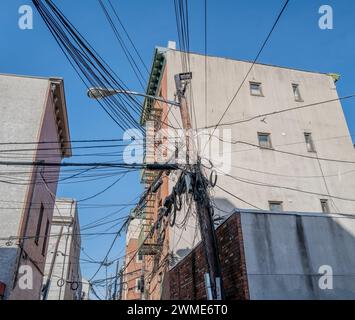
[118,268,124,300]
[174,73,223,300]
[112,260,119,300]
[174,74,194,164]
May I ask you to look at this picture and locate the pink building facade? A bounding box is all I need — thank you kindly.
[0,74,71,300]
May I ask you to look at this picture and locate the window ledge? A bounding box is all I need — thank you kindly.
[259,146,274,150]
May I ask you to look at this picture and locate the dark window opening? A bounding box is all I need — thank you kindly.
[292,83,303,102]
[304,132,316,152]
[269,201,283,212]
[35,204,44,245]
[250,82,263,96]
[321,199,330,213]
[258,132,272,149]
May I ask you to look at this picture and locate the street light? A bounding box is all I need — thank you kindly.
[87,87,180,107]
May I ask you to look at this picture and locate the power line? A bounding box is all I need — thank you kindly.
[215,184,263,210]
[76,172,128,203]
[228,162,355,180]
[98,0,146,89]
[106,0,149,74]
[88,218,130,282]
[0,137,143,146]
[224,140,355,165]
[203,93,355,129]
[0,160,179,169]
[32,0,144,133]
[202,0,290,152]
[215,167,355,204]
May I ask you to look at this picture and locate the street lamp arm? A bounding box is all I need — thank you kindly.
[87,87,180,107]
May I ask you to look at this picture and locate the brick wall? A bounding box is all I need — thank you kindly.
[168,213,249,300]
[123,238,142,300]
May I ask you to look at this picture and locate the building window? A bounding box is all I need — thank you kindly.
[269,201,283,212]
[304,132,316,152]
[136,252,143,263]
[320,199,330,213]
[42,220,50,256]
[258,132,272,149]
[136,278,144,293]
[35,204,45,245]
[250,82,263,96]
[292,84,303,102]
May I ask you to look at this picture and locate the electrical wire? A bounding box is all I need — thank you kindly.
[201,0,290,154]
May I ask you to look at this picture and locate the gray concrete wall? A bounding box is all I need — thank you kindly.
[163,49,355,260]
[240,210,355,300]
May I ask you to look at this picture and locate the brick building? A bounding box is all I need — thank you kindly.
[168,212,249,300]
[124,43,355,300]
[168,210,355,300]
[122,217,144,300]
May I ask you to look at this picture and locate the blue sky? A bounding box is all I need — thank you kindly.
[1,0,354,297]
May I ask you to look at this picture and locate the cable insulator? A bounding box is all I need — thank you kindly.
[169,202,177,227]
[71,281,79,291]
[175,193,182,211]
[209,170,218,187]
[57,278,65,288]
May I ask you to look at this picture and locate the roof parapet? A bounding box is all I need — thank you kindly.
[140,47,167,126]
[49,78,72,158]
[328,73,341,83]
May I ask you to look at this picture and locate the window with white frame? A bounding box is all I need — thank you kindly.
[269,201,283,212]
[320,199,330,213]
[292,83,303,102]
[304,132,316,152]
[258,132,272,149]
[136,252,143,263]
[250,82,263,96]
[136,278,144,293]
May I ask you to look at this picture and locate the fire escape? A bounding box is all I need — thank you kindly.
[139,106,163,257]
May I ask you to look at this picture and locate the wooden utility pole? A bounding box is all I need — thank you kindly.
[174,74,194,164]
[174,73,223,300]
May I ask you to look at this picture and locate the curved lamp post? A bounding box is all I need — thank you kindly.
[87,87,180,107]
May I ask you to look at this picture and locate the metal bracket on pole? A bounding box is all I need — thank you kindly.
[216,277,222,300]
[204,273,213,300]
